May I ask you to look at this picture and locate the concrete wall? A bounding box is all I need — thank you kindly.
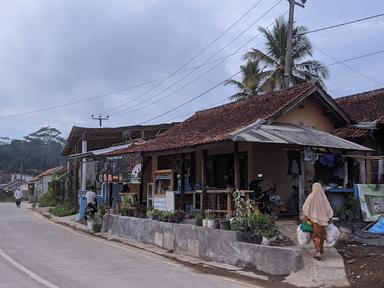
[277,99,336,132]
[102,215,303,275]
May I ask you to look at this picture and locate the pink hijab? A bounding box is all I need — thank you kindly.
[303,182,334,226]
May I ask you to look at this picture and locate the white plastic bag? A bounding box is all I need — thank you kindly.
[325,224,340,247]
[297,225,311,247]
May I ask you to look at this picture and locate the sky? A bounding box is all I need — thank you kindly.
[0,0,383,139]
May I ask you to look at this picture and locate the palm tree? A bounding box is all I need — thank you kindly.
[225,60,266,101]
[245,16,329,92]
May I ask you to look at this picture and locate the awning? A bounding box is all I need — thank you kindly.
[67,143,132,160]
[231,122,372,151]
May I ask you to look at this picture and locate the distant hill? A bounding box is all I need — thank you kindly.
[0,126,66,175]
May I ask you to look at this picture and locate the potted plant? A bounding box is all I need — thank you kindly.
[206,210,217,228]
[147,208,160,220]
[173,210,185,223]
[193,211,203,226]
[250,211,278,246]
[158,210,167,222]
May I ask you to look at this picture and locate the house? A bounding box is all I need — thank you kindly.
[107,83,372,216]
[28,176,39,202]
[35,166,65,200]
[62,123,177,206]
[335,88,384,183]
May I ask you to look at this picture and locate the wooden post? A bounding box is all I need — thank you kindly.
[180,153,185,211]
[298,150,305,214]
[234,142,240,190]
[201,150,208,211]
[139,156,151,204]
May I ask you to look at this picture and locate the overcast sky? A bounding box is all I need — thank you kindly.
[0,0,383,139]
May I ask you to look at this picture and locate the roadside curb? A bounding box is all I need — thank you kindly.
[31,208,298,288]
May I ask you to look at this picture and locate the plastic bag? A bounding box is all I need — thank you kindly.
[300,221,314,233]
[325,224,340,247]
[297,225,311,247]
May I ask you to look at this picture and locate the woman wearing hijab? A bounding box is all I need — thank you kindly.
[302,182,334,260]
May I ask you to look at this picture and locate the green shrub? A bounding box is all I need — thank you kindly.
[249,211,278,239]
[38,188,56,207]
[49,203,77,217]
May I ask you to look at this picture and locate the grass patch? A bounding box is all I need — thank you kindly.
[49,203,77,217]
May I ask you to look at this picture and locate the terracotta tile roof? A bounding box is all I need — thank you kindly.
[38,166,65,178]
[332,127,369,140]
[336,88,384,123]
[111,83,317,154]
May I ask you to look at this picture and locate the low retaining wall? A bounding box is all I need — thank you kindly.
[102,215,304,275]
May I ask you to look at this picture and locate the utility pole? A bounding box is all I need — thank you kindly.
[91,115,109,127]
[283,0,306,89]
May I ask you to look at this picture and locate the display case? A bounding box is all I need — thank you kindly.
[153,169,174,196]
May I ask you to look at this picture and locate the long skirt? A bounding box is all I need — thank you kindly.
[312,223,326,253]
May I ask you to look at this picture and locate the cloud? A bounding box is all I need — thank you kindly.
[0,0,383,138]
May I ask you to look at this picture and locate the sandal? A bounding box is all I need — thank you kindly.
[314,255,322,261]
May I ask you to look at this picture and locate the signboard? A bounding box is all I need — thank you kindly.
[153,196,167,210]
[153,192,175,211]
[356,184,384,221]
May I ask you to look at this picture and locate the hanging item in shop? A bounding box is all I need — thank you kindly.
[287,150,301,175]
[95,153,142,183]
[303,148,316,163]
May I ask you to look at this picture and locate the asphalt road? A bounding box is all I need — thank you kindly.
[0,203,262,288]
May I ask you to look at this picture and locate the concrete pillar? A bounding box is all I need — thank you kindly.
[81,133,87,192]
[234,142,240,190]
[298,150,305,212]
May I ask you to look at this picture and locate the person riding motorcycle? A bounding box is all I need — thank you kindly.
[85,186,97,220]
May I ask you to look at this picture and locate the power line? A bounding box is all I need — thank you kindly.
[108,0,282,116]
[165,98,229,123]
[101,0,266,115]
[302,13,384,36]
[137,70,242,125]
[111,3,284,118]
[0,79,165,120]
[314,45,384,86]
[325,49,384,67]
[0,1,264,121]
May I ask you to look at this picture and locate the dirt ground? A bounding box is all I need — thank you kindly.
[335,242,384,288]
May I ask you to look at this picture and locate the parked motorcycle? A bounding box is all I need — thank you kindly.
[249,174,281,216]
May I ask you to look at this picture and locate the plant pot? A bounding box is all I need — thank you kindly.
[87,220,94,231]
[219,219,230,230]
[202,219,208,227]
[261,236,271,246]
[195,219,203,226]
[207,219,216,229]
[151,215,158,221]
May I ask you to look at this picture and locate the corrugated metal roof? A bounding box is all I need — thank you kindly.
[67,143,132,159]
[231,123,372,151]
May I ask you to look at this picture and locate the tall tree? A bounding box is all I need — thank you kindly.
[0,127,66,175]
[245,16,329,92]
[225,60,266,101]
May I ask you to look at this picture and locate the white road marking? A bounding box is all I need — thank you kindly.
[0,249,60,288]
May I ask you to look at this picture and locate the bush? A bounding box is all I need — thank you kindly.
[38,188,56,207]
[249,211,278,239]
[49,203,77,217]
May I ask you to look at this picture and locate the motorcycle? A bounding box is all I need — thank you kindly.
[85,203,97,221]
[249,174,281,216]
